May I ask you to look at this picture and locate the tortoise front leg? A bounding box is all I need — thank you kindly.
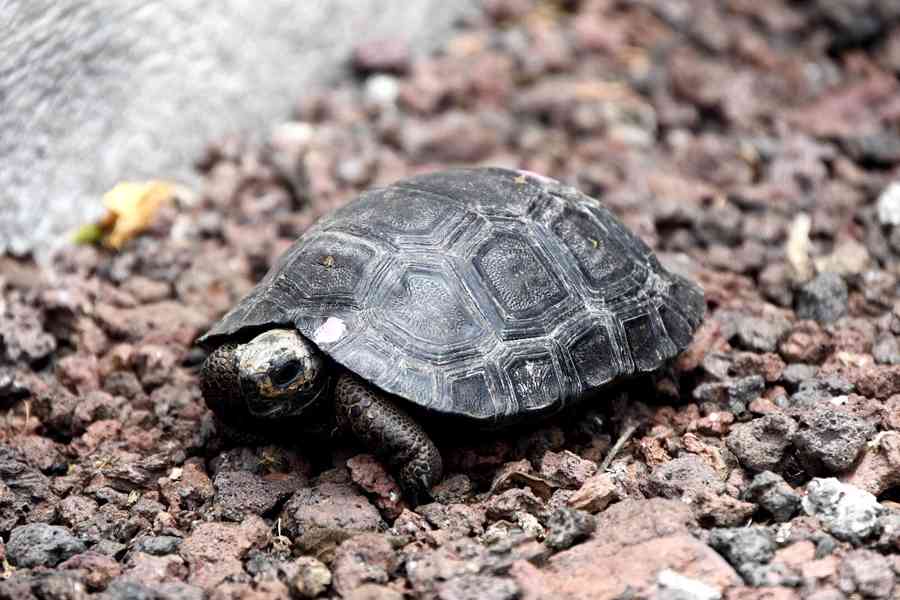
[334,373,443,504]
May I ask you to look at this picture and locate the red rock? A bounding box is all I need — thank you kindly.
[124,551,187,586]
[885,395,900,430]
[730,352,786,383]
[347,454,405,521]
[691,490,757,527]
[59,551,123,591]
[513,533,739,599]
[343,583,404,600]
[210,581,291,600]
[840,431,900,496]
[160,457,214,513]
[484,488,544,521]
[567,472,619,514]
[779,321,833,364]
[55,353,100,394]
[130,344,179,389]
[279,476,386,559]
[332,533,398,596]
[417,502,486,539]
[538,450,598,489]
[853,365,900,399]
[11,434,63,474]
[180,515,270,589]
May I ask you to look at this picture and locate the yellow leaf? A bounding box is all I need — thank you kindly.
[101,180,176,249]
[72,222,105,245]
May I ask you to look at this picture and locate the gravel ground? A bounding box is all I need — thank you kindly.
[2,1,900,599]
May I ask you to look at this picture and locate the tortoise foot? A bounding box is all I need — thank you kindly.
[334,372,443,504]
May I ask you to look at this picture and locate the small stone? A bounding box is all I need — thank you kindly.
[840,431,900,495]
[648,455,725,499]
[732,315,791,353]
[364,74,401,108]
[345,583,404,600]
[291,556,332,599]
[795,272,849,323]
[417,502,485,539]
[59,550,123,591]
[179,515,270,589]
[214,468,303,522]
[793,408,875,474]
[347,454,404,520]
[133,535,182,556]
[655,568,722,600]
[489,459,557,500]
[875,512,900,551]
[781,364,819,390]
[802,478,883,544]
[484,488,545,521]
[838,549,896,599]
[567,472,618,513]
[743,471,800,522]
[544,507,596,551]
[279,476,385,560]
[431,474,474,504]
[726,414,797,472]
[709,527,776,569]
[780,321,834,363]
[6,523,86,567]
[691,491,757,528]
[693,376,765,416]
[332,533,397,596]
[872,334,900,365]
[876,180,900,226]
[436,574,519,600]
[539,450,598,488]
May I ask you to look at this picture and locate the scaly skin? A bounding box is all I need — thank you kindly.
[334,372,443,503]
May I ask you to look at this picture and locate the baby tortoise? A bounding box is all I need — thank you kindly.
[198,167,705,502]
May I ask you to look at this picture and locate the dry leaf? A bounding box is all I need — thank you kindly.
[87,180,176,249]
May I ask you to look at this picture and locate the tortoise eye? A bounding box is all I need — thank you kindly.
[272,360,302,385]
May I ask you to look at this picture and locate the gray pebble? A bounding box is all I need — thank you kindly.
[872,334,900,365]
[780,364,818,390]
[726,414,797,472]
[793,408,874,474]
[708,527,776,568]
[693,375,765,417]
[802,478,883,544]
[648,455,726,499]
[743,471,800,522]
[732,315,790,353]
[133,535,182,556]
[795,272,848,323]
[7,523,86,568]
[543,507,595,551]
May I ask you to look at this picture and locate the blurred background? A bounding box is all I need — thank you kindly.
[0,0,475,257]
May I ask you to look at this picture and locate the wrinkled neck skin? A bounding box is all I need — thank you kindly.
[200,340,332,426]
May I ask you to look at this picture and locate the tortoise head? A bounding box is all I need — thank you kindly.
[201,328,330,420]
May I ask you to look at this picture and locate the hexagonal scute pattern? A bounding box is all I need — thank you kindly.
[199,168,706,424]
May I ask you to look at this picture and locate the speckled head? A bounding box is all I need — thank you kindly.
[201,328,330,420]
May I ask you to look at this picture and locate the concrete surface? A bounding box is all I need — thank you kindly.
[0,0,475,257]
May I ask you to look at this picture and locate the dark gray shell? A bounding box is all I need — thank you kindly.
[199,168,705,424]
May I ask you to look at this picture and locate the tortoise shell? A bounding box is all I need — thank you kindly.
[198,168,705,425]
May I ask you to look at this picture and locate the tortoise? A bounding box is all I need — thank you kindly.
[198,167,705,501]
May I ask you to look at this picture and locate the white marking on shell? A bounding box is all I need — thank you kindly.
[313,317,347,345]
